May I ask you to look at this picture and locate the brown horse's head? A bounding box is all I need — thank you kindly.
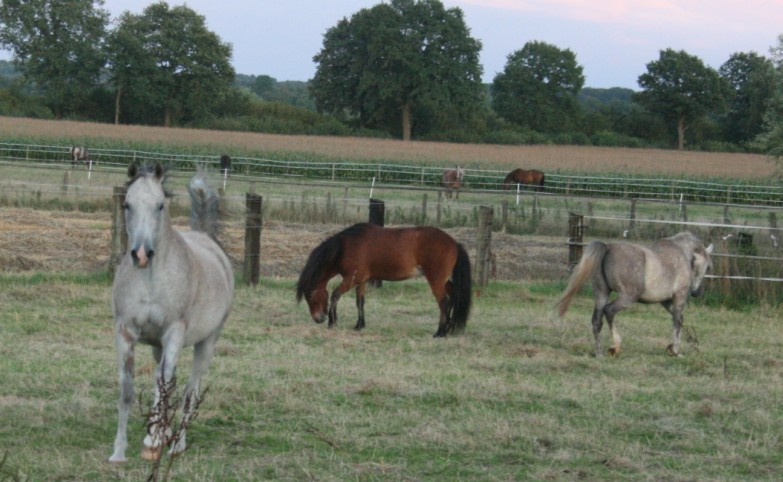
[302,287,328,323]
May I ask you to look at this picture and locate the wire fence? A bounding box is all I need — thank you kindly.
[3,142,783,206]
[2,143,783,300]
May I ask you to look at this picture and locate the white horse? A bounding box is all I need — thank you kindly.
[70,146,89,166]
[556,232,712,357]
[109,164,234,463]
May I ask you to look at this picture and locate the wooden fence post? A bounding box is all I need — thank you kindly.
[629,198,637,233]
[369,198,385,287]
[62,170,71,197]
[475,206,493,287]
[568,212,585,269]
[436,190,442,225]
[243,193,263,286]
[421,193,428,224]
[369,198,385,226]
[501,200,509,232]
[109,186,127,276]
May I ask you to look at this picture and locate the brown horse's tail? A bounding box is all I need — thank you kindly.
[538,173,545,192]
[555,240,606,316]
[449,243,473,334]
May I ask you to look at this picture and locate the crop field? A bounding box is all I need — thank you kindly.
[1,117,783,480]
[0,116,776,180]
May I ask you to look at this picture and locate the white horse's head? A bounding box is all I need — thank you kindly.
[124,163,168,268]
[690,242,713,297]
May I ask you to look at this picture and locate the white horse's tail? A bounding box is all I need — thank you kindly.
[188,173,221,240]
[555,240,607,316]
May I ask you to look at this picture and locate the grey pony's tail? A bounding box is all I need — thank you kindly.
[188,172,221,240]
[555,240,607,316]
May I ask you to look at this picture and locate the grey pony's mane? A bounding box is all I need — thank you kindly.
[188,170,221,241]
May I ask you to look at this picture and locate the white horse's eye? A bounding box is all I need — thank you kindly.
[157,203,164,212]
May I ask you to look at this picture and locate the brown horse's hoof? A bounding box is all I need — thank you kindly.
[666,344,680,357]
[141,445,162,461]
[607,347,619,357]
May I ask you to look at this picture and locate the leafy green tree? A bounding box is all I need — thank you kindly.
[719,52,776,145]
[106,2,235,126]
[491,41,585,134]
[760,34,783,165]
[0,0,108,118]
[310,0,484,141]
[635,48,727,149]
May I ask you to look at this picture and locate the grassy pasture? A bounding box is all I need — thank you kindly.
[2,118,783,480]
[1,273,782,481]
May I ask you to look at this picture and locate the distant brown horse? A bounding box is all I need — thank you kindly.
[296,223,472,337]
[503,168,545,191]
[442,167,465,199]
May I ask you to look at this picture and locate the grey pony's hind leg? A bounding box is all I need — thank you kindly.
[603,295,638,357]
[591,276,610,357]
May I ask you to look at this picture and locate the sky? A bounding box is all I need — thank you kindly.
[4,0,783,89]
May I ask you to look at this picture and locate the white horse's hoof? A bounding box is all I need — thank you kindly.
[141,445,162,461]
[108,454,127,464]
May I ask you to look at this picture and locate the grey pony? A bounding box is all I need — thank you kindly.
[556,231,713,357]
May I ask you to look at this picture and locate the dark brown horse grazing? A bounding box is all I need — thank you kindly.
[502,168,545,191]
[442,167,464,199]
[296,223,472,337]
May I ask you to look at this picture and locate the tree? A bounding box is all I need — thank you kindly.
[491,41,585,133]
[106,2,235,127]
[719,52,776,145]
[635,49,727,150]
[760,34,783,166]
[0,0,108,118]
[310,0,484,141]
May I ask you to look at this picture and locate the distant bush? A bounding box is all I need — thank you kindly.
[591,130,645,148]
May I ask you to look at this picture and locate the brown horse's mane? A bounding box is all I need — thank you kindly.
[296,223,375,302]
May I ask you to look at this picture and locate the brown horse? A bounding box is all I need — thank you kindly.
[502,168,545,191]
[296,223,472,337]
[442,167,464,199]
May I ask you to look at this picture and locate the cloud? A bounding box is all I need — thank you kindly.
[454,0,780,34]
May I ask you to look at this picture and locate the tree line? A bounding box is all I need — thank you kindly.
[1,0,782,156]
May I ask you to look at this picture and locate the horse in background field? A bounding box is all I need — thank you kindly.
[556,232,712,357]
[296,223,472,337]
[502,168,545,191]
[70,146,89,167]
[442,166,465,199]
[109,163,234,463]
[220,154,231,177]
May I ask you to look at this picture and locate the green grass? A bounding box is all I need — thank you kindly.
[1,273,782,480]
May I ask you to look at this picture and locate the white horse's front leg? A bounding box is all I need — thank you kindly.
[110,325,136,463]
[663,299,686,356]
[142,323,186,460]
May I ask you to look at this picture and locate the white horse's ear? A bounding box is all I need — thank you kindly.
[705,243,714,254]
[154,163,164,180]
